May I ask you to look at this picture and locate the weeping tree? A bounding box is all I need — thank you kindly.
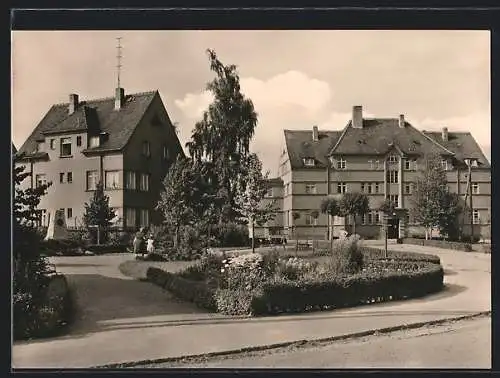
[235,154,277,253]
[185,49,258,224]
[338,192,370,236]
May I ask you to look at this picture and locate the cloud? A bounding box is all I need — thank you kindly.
[175,70,490,174]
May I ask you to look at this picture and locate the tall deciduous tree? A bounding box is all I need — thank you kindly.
[412,154,452,239]
[83,182,115,243]
[338,192,370,235]
[185,49,258,223]
[235,154,277,253]
[320,196,339,241]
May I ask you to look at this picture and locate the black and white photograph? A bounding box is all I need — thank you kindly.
[11,23,492,370]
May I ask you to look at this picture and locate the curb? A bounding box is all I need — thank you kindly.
[94,310,490,369]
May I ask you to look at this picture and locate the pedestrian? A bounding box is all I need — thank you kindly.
[133,227,146,258]
[147,233,155,256]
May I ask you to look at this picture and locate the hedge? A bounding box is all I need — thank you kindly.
[250,262,444,316]
[85,244,128,254]
[402,238,472,252]
[146,267,217,311]
[359,247,441,264]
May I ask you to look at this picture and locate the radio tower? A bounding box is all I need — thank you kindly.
[116,37,123,89]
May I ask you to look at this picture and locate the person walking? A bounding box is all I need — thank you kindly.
[146,233,155,256]
[133,227,146,258]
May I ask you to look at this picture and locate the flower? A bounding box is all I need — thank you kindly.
[220,268,225,273]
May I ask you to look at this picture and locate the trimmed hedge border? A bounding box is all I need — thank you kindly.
[147,267,217,311]
[359,247,441,264]
[250,262,444,316]
[402,238,472,252]
[147,254,444,317]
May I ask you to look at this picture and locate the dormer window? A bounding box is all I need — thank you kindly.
[465,158,478,168]
[303,158,315,167]
[36,142,44,152]
[336,157,346,170]
[60,137,72,157]
[441,159,449,171]
[89,136,100,148]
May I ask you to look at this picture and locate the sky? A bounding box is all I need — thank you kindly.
[12,30,490,176]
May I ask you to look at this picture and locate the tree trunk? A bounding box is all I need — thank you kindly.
[251,220,255,254]
[174,225,180,248]
[352,216,356,236]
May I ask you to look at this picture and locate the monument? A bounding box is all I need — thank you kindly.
[45,209,69,241]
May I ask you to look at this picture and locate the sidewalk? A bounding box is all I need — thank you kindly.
[12,245,490,369]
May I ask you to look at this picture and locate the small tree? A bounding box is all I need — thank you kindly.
[292,211,301,254]
[320,196,339,245]
[338,192,370,236]
[83,182,115,244]
[235,154,277,253]
[438,191,463,241]
[412,154,450,239]
[310,210,319,252]
[379,198,397,258]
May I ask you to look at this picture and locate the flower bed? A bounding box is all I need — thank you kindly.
[146,235,445,317]
[402,238,472,252]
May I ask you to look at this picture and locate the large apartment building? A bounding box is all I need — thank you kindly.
[255,106,491,240]
[15,86,184,230]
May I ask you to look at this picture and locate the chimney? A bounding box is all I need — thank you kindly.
[312,125,319,141]
[68,93,79,115]
[352,105,363,128]
[115,87,125,110]
[442,127,449,142]
[399,114,405,128]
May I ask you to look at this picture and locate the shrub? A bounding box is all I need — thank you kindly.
[40,239,83,256]
[211,222,250,248]
[360,247,441,264]
[402,238,473,252]
[215,288,255,316]
[327,235,364,274]
[251,262,444,316]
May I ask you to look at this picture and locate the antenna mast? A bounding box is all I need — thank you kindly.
[116,37,123,89]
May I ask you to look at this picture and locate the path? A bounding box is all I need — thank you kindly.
[12,245,490,368]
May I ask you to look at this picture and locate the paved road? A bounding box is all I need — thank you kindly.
[12,244,491,368]
[159,315,490,369]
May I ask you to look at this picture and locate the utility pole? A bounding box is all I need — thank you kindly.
[468,160,473,240]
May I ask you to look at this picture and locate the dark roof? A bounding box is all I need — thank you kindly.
[284,129,342,169]
[18,91,158,156]
[329,119,454,157]
[424,131,490,168]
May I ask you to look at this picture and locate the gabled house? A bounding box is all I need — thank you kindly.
[261,105,490,241]
[15,86,184,230]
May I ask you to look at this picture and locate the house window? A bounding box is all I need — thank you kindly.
[105,170,120,189]
[337,157,346,170]
[361,182,365,193]
[387,170,399,184]
[125,208,136,228]
[303,158,315,167]
[472,183,480,195]
[163,145,170,160]
[404,183,413,195]
[140,173,150,192]
[441,159,448,171]
[142,141,151,157]
[368,160,373,170]
[50,139,55,150]
[67,172,72,183]
[305,184,317,194]
[305,215,318,226]
[388,155,398,164]
[337,182,347,194]
[140,209,149,227]
[375,211,381,224]
[375,160,380,170]
[389,195,399,207]
[404,159,412,170]
[35,174,47,188]
[265,188,273,197]
[374,182,380,194]
[470,159,478,167]
[89,136,100,148]
[67,208,73,219]
[125,171,136,190]
[60,137,72,157]
[367,183,373,194]
[76,136,82,146]
[473,209,480,224]
[86,170,99,190]
[60,172,65,183]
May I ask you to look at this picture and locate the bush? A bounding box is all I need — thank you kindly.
[251,262,444,316]
[85,244,128,254]
[211,222,250,248]
[327,235,364,274]
[40,239,83,256]
[360,247,441,264]
[402,238,473,252]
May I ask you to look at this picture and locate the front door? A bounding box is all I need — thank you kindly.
[388,218,399,239]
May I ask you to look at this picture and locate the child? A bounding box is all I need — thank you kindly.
[146,234,155,255]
